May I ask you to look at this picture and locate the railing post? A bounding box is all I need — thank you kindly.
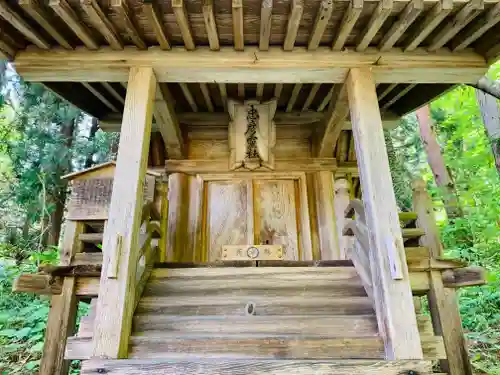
[346,67,422,359]
[412,179,473,375]
[92,67,156,358]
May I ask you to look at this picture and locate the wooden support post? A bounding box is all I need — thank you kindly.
[60,220,85,266]
[92,67,156,358]
[333,178,352,260]
[412,179,473,375]
[315,171,339,259]
[346,68,422,360]
[39,277,78,375]
[158,181,169,262]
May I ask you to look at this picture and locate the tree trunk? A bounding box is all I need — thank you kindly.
[468,76,500,100]
[84,117,99,168]
[475,89,500,175]
[415,105,462,219]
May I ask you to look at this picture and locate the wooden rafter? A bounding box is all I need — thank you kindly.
[302,83,321,111]
[332,0,363,51]
[232,0,244,51]
[81,0,123,50]
[356,0,393,52]
[284,0,304,51]
[452,2,500,51]
[179,83,198,112]
[316,84,349,157]
[259,0,273,51]
[274,83,283,100]
[172,0,195,50]
[286,83,302,112]
[101,82,125,105]
[428,0,484,51]
[50,0,98,49]
[377,83,398,101]
[381,84,416,111]
[218,83,228,110]
[404,0,453,51]
[143,0,170,50]
[200,83,214,112]
[154,83,185,159]
[18,0,72,49]
[0,0,50,49]
[202,0,219,51]
[308,0,334,50]
[238,83,245,99]
[256,83,264,100]
[317,85,334,111]
[112,0,146,49]
[379,0,423,51]
[82,82,120,112]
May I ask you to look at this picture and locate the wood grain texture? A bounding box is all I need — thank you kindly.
[172,0,195,50]
[166,173,189,262]
[315,171,339,259]
[334,178,353,260]
[81,0,123,50]
[308,0,333,50]
[259,0,273,50]
[143,1,170,50]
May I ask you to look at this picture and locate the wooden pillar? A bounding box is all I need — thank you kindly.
[412,179,473,375]
[158,180,169,263]
[346,68,422,360]
[316,171,339,259]
[92,67,156,358]
[333,178,352,259]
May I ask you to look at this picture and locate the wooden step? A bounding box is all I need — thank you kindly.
[132,315,379,337]
[402,228,426,239]
[66,334,445,360]
[80,359,433,375]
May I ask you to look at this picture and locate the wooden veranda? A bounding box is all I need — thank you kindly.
[3,0,496,373]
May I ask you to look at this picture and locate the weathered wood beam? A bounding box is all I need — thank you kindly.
[202,0,219,51]
[92,67,156,358]
[0,0,50,49]
[102,82,125,105]
[308,0,334,50]
[379,0,423,51]
[111,0,145,49]
[356,0,393,52]
[259,0,273,50]
[256,83,264,101]
[377,83,398,101]
[284,0,304,51]
[404,0,453,51]
[218,83,228,110]
[172,0,195,50]
[0,38,16,59]
[50,0,98,49]
[82,82,120,112]
[452,2,500,51]
[154,83,185,159]
[14,47,489,84]
[199,83,214,112]
[286,83,302,112]
[238,82,245,98]
[317,85,334,111]
[332,0,363,51]
[346,67,422,359]
[274,83,283,100]
[232,0,244,51]
[316,84,349,157]
[81,0,122,50]
[19,0,72,49]
[179,83,198,112]
[302,83,321,111]
[381,84,416,111]
[143,0,170,50]
[428,0,484,51]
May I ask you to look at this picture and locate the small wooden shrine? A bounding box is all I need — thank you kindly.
[3,0,497,373]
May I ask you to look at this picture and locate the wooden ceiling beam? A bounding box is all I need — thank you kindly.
[232,0,244,51]
[381,84,417,111]
[111,0,146,49]
[274,84,283,100]
[256,83,264,101]
[218,83,228,110]
[154,83,185,158]
[0,1,50,49]
[308,0,334,50]
[179,83,198,112]
[428,0,484,51]
[259,0,272,50]
[332,0,363,51]
[101,82,125,104]
[317,85,335,112]
[81,0,123,50]
[143,0,170,50]
[238,83,245,99]
[302,83,321,111]
[379,0,423,51]
[315,84,349,157]
[284,0,304,51]
[82,82,120,112]
[451,2,500,51]
[356,0,393,52]
[202,0,219,51]
[286,83,302,112]
[0,38,16,59]
[18,0,72,49]
[378,83,398,101]
[404,0,453,52]
[200,83,214,112]
[49,0,98,49]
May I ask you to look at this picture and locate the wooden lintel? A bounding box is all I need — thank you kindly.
[13,47,489,84]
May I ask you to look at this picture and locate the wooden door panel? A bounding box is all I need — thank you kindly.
[253,180,299,260]
[206,180,252,261]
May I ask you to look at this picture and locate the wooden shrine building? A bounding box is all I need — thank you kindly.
[4,0,497,373]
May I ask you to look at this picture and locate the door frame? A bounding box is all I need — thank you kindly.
[199,172,313,261]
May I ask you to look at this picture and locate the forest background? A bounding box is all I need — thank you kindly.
[0,62,499,374]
